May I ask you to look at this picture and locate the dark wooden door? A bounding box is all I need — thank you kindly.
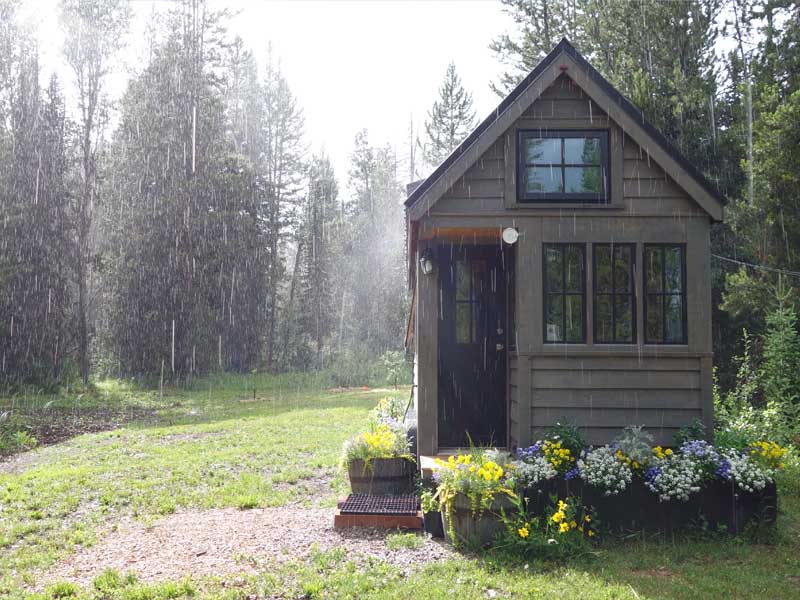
[437,244,508,447]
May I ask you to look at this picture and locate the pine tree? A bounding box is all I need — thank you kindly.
[423,62,476,169]
[60,0,131,383]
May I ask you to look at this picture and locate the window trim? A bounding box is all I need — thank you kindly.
[542,243,586,344]
[517,129,610,203]
[592,243,637,344]
[643,243,688,345]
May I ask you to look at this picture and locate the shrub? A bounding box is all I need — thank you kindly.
[498,493,596,559]
[340,423,411,467]
[545,422,586,458]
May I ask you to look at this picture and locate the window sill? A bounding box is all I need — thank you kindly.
[508,201,624,210]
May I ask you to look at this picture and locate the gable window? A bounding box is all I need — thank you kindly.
[594,244,636,343]
[644,244,687,344]
[544,244,585,343]
[518,130,609,203]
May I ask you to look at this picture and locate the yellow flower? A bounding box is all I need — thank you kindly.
[588,530,595,537]
[665,448,673,456]
[518,526,529,539]
[570,520,578,529]
[551,510,565,523]
[584,515,591,523]
[559,522,570,534]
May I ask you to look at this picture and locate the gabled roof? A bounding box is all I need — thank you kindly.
[405,38,726,221]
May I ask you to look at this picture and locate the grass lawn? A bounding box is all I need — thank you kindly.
[1,375,799,599]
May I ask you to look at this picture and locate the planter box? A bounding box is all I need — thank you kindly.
[347,458,415,495]
[442,492,514,548]
[524,478,777,534]
[423,510,445,538]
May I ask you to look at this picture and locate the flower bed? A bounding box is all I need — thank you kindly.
[431,426,786,554]
[510,429,784,535]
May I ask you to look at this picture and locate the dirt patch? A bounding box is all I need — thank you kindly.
[39,506,454,588]
[0,405,157,463]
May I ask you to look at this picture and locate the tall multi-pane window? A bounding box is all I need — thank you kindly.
[544,244,585,343]
[644,245,687,344]
[594,244,636,343]
[518,130,609,203]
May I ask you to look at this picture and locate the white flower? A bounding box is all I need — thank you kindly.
[577,446,633,496]
[509,456,557,488]
[645,454,702,502]
[723,450,773,493]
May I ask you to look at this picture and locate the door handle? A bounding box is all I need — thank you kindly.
[496,343,504,351]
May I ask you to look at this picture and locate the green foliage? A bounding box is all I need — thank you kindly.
[761,290,800,429]
[545,422,586,458]
[340,424,411,466]
[497,493,596,560]
[0,414,36,456]
[673,419,707,448]
[381,351,409,389]
[385,532,424,551]
[613,425,655,467]
[422,62,476,167]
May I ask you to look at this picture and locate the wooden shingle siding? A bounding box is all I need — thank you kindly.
[530,355,703,445]
[508,354,520,449]
[434,140,505,215]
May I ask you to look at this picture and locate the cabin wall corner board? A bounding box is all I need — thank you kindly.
[408,39,723,454]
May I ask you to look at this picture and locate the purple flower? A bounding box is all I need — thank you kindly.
[715,457,732,480]
[517,443,543,461]
[680,440,719,462]
[645,466,661,484]
[565,467,580,480]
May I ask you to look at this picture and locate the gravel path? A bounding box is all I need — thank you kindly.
[41,506,455,588]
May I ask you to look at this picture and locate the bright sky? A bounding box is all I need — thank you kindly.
[21,0,514,188]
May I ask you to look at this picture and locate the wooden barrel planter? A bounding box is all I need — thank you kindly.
[442,492,514,547]
[347,458,415,495]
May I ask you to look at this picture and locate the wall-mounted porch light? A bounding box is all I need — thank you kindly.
[419,248,435,275]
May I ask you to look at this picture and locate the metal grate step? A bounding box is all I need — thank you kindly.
[339,494,420,516]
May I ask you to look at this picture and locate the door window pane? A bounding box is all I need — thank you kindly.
[456,261,470,301]
[456,304,471,343]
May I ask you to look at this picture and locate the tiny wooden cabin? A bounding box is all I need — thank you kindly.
[405,39,725,460]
